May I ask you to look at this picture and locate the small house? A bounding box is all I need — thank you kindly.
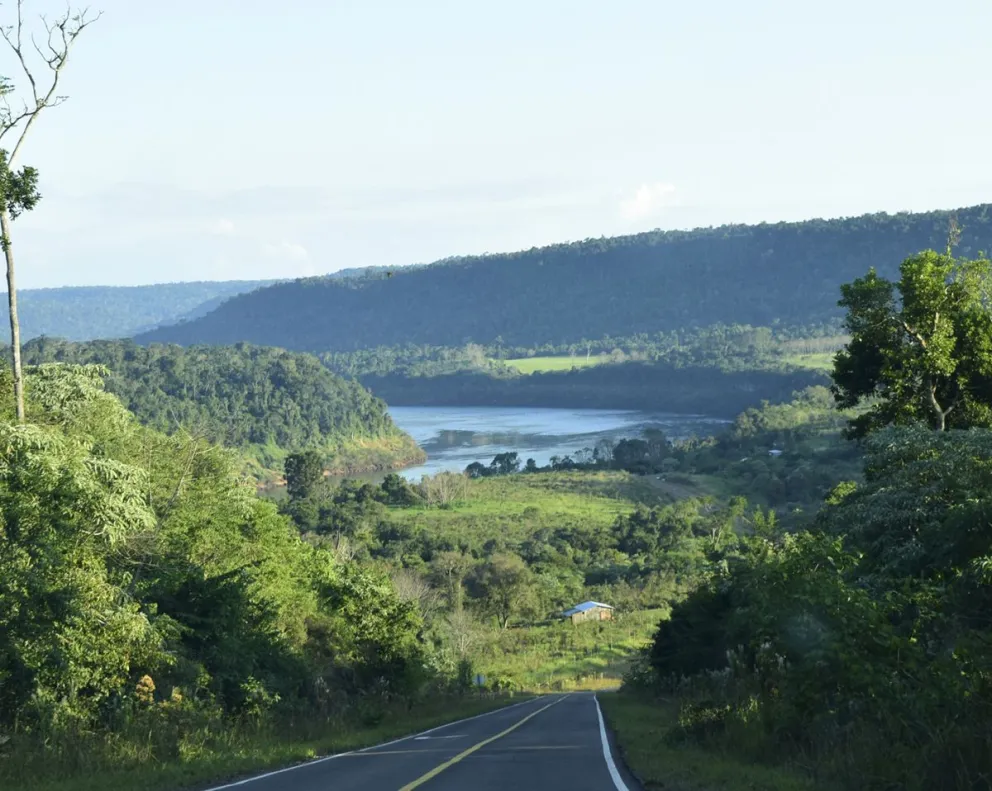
[561,601,614,625]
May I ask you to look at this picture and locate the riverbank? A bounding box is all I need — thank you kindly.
[387,404,728,479]
[246,430,426,486]
[360,363,828,416]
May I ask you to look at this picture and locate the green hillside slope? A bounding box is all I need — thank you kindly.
[19,337,425,477]
[0,266,400,342]
[135,204,992,351]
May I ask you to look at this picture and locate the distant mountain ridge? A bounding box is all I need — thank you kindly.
[134,204,992,352]
[0,265,397,342]
[0,280,279,342]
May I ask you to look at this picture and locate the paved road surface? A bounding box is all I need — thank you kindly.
[203,693,640,791]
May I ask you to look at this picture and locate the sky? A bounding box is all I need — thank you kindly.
[6,0,992,288]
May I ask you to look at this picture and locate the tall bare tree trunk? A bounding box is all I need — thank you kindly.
[1,208,24,421]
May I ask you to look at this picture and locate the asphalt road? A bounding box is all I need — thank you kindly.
[203,693,640,791]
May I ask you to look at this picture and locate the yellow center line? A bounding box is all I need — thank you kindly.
[342,749,456,756]
[397,696,566,790]
[342,744,581,758]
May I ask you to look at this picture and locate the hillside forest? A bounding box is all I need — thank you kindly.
[16,338,425,478]
[136,203,992,352]
[0,265,402,343]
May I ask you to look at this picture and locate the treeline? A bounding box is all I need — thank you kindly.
[0,365,450,788]
[361,363,827,416]
[319,322,847,379]
[18,338,424,475]
[136,203,992,351]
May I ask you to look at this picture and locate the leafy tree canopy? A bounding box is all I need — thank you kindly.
[832,250,992,436]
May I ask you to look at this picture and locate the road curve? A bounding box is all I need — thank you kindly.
[201,693,640,791]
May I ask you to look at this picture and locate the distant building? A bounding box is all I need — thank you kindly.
[561,601,614,625]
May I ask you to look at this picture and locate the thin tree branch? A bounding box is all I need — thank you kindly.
[902,320,928,349]
[0,1,39,107]
[0,2,102,163]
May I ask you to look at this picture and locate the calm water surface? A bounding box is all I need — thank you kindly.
[389,405,728,480]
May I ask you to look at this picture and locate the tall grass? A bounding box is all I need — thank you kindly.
[3,694,521,791]
[599,692,818,791]
[475,610,665,691]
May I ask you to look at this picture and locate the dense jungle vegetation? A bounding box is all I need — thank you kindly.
[0,365,455,791]
[607,249,992,791]
[17,338,424,477]
[136,204,992,351]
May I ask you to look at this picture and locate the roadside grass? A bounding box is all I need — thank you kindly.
[477,610,664,692]
[9,695,526,791]
[599,693,820,791]
[499,354,611,374]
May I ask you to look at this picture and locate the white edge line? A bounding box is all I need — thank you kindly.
[199,696,539,791]
[595,693,631,791]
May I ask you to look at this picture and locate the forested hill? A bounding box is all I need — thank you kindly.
[0,280,278,341]
[0,266,399,342]
[19,338,425,476]
[135,204,992,352]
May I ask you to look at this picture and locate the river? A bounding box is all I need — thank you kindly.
[389,405,729,480]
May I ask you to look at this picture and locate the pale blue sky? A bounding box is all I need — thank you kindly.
[8,0,992,287]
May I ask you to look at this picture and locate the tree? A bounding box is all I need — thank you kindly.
[380,472,417,505]
[0,2,100,421]
[832,251,992,436]
[284,450,323,500]
[418,471,469,507]
[469,553,535,629]
[391,568,443,625]
[0,150,39,418]
[430,550,473,612]
[489,451,519,476]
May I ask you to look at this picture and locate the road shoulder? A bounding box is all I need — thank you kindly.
[596,692,817,791]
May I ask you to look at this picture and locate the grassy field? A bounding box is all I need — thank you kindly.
[599,693,820,791]
[387,470,666,547]
[11,695,525,791]
[499,354,611,374]
[779,351,836,372]
[478,609,664,691]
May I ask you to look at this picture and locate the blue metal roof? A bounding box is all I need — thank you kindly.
[561,601,614,617]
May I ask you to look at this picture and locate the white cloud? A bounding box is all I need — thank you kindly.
[209,218,237,236]
[263,241,310,262]
[619,182,678,221]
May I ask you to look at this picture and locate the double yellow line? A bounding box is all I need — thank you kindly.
[398,696,565,790]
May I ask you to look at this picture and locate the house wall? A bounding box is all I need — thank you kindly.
[569,606,613,624]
